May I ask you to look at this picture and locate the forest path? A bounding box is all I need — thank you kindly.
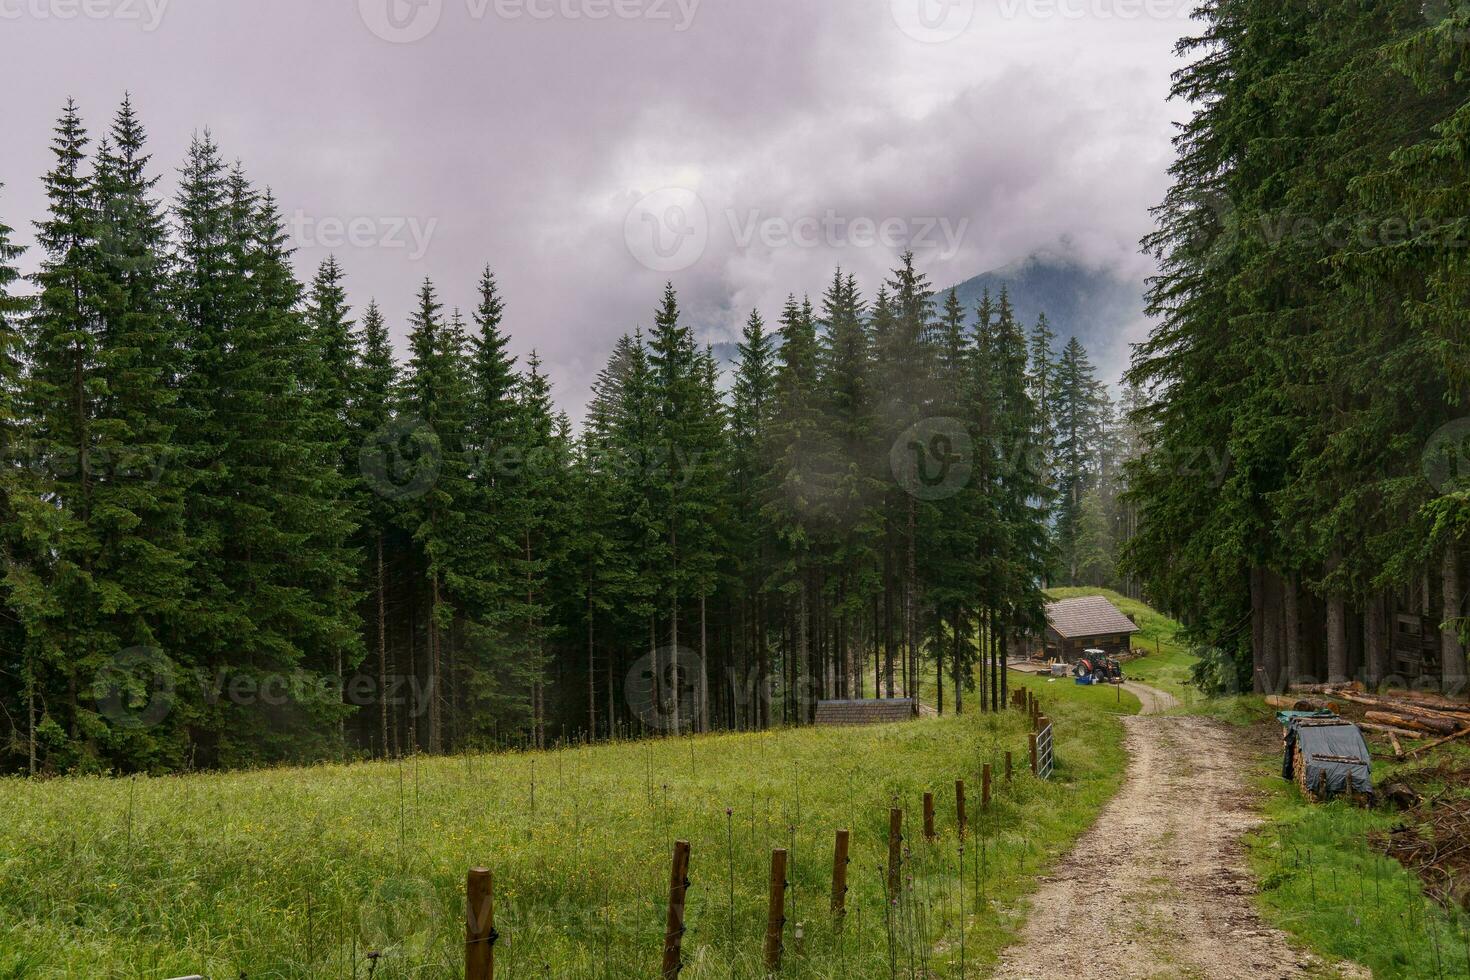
[991,682,1366,980]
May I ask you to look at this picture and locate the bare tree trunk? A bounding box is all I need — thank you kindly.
[27,652,36,776]
[1326,595,1349,685]
[935,608,944,717]
[428,571,442,753]
[899,502,911,717]
[377,534,388,757]
[588,591,596,738]
[1283,572,1302,688]
[1365,593,1388,688]
[699,593,709,733]
[1262,571,1282,694]
[1444,545,1464,695]
[1250,567,1266,693]
[952,609,963,715]
[798,577,809,724]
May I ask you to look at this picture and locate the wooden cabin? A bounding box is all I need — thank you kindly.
[1042,596,1140,662]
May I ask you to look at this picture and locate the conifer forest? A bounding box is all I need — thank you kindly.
[0,101,1139,774]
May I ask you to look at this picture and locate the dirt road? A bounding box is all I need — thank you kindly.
[992,682,1364,980]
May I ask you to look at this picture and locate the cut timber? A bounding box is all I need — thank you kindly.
[1290,681,1363,694]
[1364,711,1460,736]
[1265,695,1338,712]
[1358,721,1423,741]
[1406,727,1470,759]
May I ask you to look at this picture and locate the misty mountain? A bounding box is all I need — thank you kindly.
[708,255,1149,385]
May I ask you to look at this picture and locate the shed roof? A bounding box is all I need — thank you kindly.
[1045,596,1140,640]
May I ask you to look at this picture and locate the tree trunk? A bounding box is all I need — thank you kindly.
[582,590,588,734]
[1327,595,1349,685]
[798,577,810,724]
[1250,567,1266,693]
[1262,571,1282,694]
[700,593,710,733]
[1284,572,1303,688]
[428,570,442,753]
[377,533,388,757]
[1443,545,1464,695]
[935,608,944,717]
[1365,593,1388,688]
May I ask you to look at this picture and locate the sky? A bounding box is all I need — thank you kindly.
[1,0,1195,416]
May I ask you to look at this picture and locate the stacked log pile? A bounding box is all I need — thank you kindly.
[1288,685,1470,758]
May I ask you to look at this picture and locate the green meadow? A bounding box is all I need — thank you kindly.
[0,675,1134,979]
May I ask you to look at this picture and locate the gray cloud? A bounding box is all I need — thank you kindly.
[0,0,1190,413]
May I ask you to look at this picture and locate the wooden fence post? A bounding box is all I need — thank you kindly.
[886,808,903,898]
[662,840,691,980]
[923,793,936,842]
[466,867,495,980]
[765,848,789,971]
[1029,732,1039,776]
[1005,752,1013,783]
[831,829,850,921]
[955,780,966,840]
[982,764,992,810]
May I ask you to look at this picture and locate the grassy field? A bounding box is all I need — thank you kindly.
[0,676,1136,978]
[1043,586,1199,703]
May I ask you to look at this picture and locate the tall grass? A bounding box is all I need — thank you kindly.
[1250,783,1470,979]
[0,675,1133,978]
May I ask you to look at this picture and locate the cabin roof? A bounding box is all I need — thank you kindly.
[1045,596,1140,640]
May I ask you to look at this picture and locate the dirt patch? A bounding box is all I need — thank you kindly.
[992,684,1366,980]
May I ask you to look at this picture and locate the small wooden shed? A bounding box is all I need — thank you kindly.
[1043,596,1140,661]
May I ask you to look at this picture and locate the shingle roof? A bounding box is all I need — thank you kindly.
[1045,596,1140,640]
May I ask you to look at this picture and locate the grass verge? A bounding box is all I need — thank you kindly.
[0,675,1134,978]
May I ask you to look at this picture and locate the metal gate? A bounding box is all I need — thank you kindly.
[1034,721,1055,780]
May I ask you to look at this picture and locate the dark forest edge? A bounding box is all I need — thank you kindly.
[0,99,1143,776]
[1124,0,1470,702]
